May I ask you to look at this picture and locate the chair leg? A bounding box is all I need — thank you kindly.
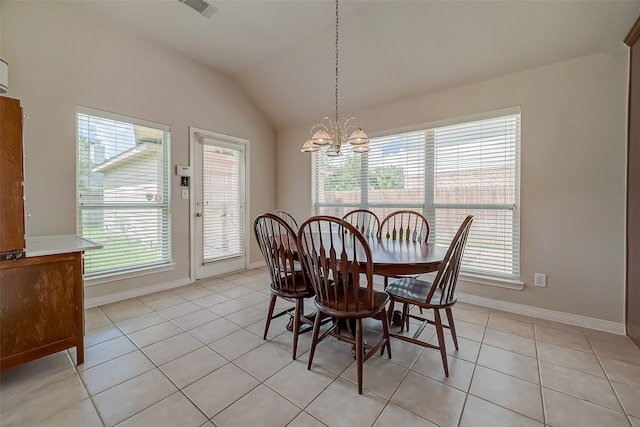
[264,294,277,340]
[434,309,449,377]
[307,309,322,371]
[356,318,364,395]
[445,307,459,351]
[291,299,302,360]
[384,276,388,289]
[380,307,392,359]
[387,298,395,325]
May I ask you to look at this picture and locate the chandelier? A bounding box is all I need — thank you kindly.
[300,0,370,156]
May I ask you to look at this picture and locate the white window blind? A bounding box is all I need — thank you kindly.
[200,138,244,262]
[313,130,426,219]
[76,107,171,276]
[313,109,521,279]
[430,114,520,278]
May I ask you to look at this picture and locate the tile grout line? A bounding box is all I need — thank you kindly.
[67,349,108,427]
[584,332,633,422]
[454,309,489,427]
[87,294,640,425]
[11,271,640,427]
[534,321,548,426]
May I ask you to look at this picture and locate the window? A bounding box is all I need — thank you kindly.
[313,108,520,280]
[76,107,171,277]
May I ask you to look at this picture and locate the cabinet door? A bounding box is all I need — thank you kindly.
[0,96,25,255]
[0,254,78,358]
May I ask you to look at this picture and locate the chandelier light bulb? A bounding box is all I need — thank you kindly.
[348,129,369,145]
[311,128,331,146]
[352,144,370,153]
[301,139,319,152]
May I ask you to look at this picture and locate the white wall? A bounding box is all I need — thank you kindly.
[1,1,276,301]
[278,47,628,323]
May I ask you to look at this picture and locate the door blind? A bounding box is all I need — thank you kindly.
[200,138,244,263]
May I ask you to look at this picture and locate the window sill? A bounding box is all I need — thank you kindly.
[418,272,524,290]
[458,273,524,290]
[84,263,176,287]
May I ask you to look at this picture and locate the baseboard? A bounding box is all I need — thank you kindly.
[248,260,266,269]
[85,262,267,308]
[84,268,625,336]
[627,324,640,349]
[85,277,192,308]
[457,292,626,335]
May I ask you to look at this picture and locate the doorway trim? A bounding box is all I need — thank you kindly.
[188,127,250,282]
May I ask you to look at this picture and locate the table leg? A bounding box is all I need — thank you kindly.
[391,310,403,327]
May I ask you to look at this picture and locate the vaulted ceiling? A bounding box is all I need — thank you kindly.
[79,0,640,131]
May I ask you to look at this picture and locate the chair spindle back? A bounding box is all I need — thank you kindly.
[429,215,473,304]
[270,210,299,232]
[297,216,375,314]
[254,213,305,295]
[380,210,430,242]
[342,209,380,238]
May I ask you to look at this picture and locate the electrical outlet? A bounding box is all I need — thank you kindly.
[181,189,189,200]
[534,273,546,287]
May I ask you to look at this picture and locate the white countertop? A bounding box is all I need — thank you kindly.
[25,234,103,257]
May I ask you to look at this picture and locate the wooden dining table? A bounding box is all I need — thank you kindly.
[359,236,447,277]
[290,233,448,277]
[291,232,448,330]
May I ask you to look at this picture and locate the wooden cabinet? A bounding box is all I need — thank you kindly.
[0,253,84,370]
[0,96,85,370]
[0,96,25,258]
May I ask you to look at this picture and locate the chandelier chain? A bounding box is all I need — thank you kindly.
[335,0,339,125]
[300,0,369,154]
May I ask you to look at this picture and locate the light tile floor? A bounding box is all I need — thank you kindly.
[2,267,640,427]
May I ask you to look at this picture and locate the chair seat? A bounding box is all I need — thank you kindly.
[386,277,457,308]
[316,288,389,318]
[271,271,313,299]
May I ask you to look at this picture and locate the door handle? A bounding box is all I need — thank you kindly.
[196,212,203,217]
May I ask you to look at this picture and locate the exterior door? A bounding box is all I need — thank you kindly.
[194,133,247,280]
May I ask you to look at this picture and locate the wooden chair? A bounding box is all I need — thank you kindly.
[342,209,380,238]
[379,210,431,289]
[385,215,473,377]
[253,213,314,359]
[297,216,391,394]
[270,210,299,232]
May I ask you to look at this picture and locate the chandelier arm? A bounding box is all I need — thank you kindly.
[320,116,334,130]
[343,123,360,136]
[343,116,361,129]
[309,117,333,137]
[308,124,325,138]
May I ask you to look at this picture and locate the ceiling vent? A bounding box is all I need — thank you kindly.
[178,0,219,18]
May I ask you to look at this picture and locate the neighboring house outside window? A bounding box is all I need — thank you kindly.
[313,108,521,280]
[76,107,171,277]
